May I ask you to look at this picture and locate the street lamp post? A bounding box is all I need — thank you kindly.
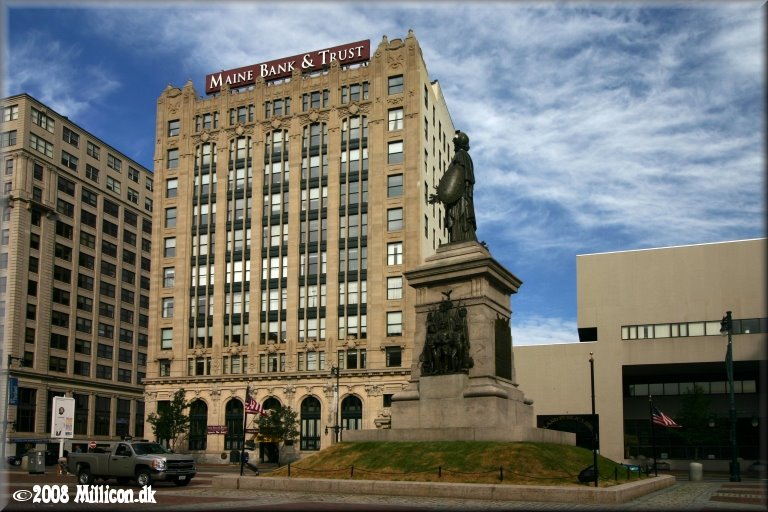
[331,366,341,442]
[2,355,23,464]
[720,311,740,482]
[589,352,598,487]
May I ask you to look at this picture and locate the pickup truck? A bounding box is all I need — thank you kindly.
[67,441,196,487]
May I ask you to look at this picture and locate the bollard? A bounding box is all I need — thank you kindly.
[288,463,291,477]
[499,466,503,482]
[689,462,703,481]
[438,466,442,477]
[350,465,354,477]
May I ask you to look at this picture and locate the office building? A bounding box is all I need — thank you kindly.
[1,94,154,458]
[146,31,456,461]
[515,239,766,469]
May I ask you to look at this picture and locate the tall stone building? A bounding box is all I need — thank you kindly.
[146,31,457,461]
[1,94,154,459]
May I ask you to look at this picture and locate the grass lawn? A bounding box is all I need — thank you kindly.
[267,441,648,487]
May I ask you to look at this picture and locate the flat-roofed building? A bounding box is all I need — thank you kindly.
[1,93,154,459]
[146,31,457,461]
[515,238,767,470]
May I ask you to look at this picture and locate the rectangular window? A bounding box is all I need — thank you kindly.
[387,311,403,337]
[85,164,99,183]
[29,133,53,157]
[75,338,92,355]
[106,176,121,194]
[387,174,403,197]
[127,188,139,204]
[105,200,121,218]
[167,148,179,169]
[163,237,176,258]
[61,150,78,171]
[388,75,404,94]
[166,178,178,198]
[388,141,403,165]
[163,267,175,287]
[107,154,122,172]
[128,166,140,183]
[388,108,404,130]
[387,242,403,265]
[62,126,80,147]
[58,175,76,196]
[385,346,402,367]
[0,130,17,148]
[387,276,403,300]
[168,119,180,136]
[87,141,100,160]
[164,207,177,228]
[161,328,173,350]
[387,208,403,231]
[82,187,98,206]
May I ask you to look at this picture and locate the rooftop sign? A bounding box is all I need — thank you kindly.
[205,39,371,95]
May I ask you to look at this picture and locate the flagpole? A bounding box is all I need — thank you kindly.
[649,395,658,477]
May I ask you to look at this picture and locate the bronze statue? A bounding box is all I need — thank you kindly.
[419,293,473,376]
[430,130,477,243]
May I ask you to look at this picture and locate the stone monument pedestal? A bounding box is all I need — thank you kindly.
[345,241,574,446]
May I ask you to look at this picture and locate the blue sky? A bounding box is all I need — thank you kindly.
[3,1,765,345]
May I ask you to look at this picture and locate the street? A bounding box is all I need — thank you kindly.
[2,464,766,511]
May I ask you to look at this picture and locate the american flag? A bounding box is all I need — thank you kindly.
[652,406,681,428]
[245,388,267,416]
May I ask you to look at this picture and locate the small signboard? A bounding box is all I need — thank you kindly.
[8,377,18,405]
[51,396,75,439]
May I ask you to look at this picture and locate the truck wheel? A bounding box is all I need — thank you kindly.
[135,469,152,487]
[77,468,93,485]
[173,478,190,486]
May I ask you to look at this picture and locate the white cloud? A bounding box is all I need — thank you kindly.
[513,315,580,346]
[4,31,120,118]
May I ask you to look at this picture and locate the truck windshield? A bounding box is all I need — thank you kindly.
[132,443,169,455]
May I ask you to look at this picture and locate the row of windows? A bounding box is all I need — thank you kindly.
[174,78,396,140]
[12,389,143,438]
[4,104,152,193]
[154,345,400,378]
[622,317,767,340]
[626,380,758,397]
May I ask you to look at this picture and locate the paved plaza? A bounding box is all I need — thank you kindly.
[2,465,765,511]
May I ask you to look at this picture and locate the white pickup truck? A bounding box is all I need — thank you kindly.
[67,440,196,486]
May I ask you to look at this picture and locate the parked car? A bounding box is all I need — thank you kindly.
[7,455,22,466]
[748,460,766,475]
[652,461,671,471]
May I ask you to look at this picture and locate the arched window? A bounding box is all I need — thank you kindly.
[341,395,362,431]
[224,399,243,450]
[188,400,208,451]
[300,396,321,451]
[263,397,281,411]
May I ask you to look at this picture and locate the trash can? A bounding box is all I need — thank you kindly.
[28,450,45,474]
[689,462,703,481]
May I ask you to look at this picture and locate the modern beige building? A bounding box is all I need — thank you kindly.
[1,94,154,460]
[515,239,767,469]
[146,31,457,461]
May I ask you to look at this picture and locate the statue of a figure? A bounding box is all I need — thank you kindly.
[430,130,477,243]
[419,294,473,376]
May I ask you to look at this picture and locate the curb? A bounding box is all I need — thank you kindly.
[212,474,676,505]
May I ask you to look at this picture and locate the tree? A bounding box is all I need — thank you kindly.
[256,406,299,465]
[676,385,721,459]
[147,389,190,451]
